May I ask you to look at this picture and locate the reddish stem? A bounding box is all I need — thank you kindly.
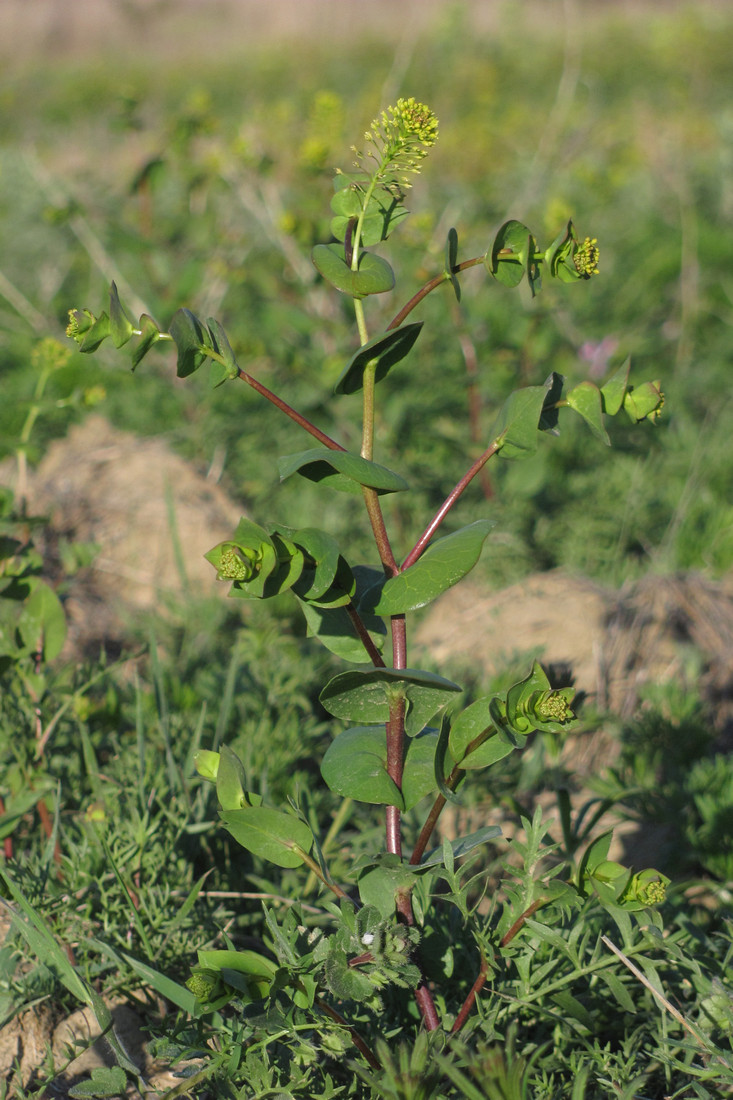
[410,762,464,866]
[316,998,381,1070]
[402,441,501,571]
[237,369,345,451]
[345,603,386,667]
[0,797,13,860]
[451,953,490,1034]
[500,898,545,948]
[36,798,62,865]
[387,256,485,331]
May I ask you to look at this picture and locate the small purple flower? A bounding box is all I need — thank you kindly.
[579,336,619,380]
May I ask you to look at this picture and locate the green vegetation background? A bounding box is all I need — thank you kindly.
[2,1,732,587]
[3,6,733,1095]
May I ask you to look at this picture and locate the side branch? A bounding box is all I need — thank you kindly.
[237,368,344,451]
[402,441,501,571]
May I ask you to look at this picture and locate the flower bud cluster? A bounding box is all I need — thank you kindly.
[573,237,600,278]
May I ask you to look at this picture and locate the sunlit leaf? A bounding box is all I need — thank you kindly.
[360,520,494,615]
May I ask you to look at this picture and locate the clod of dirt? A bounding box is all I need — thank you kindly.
[415,571,610,701]
[416,568,733,766]
[22,415,245,657]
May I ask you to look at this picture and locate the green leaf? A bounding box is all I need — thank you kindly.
[297,598,386,663]
[220,806,314,868]
[538,371,564,433]
[544,220,582,282]
[193,749,219,781]
[322,727,443,810]
[578,830,614,887]
[330,182,408,245]
[321,726,404,808]
[601,357,631,415]
[0,785,55,841]
[205,519,279,598]
[334,323,423,395]
[419,827,503,868]
[565,381,610,444]
[319,667,461,736]
[0,867,89,1005]
[487,220,535,288]
[78,311,111,353]
[1,869,145,1080]
[358,860,417,918]
[108,283,134,348]
[597,969,636,1014]
[279,526,342,601]
[361,520,494,615]
[312,243,395,298]
[324,949,374,1002]
[68,1066,127,1099]
[121,952,200,1017]
[490,383,550,459]
[130,314,163,371]
[18,578,66,660]
[216,745,248,810]
[445,227,461,301]
[197,948,275,1000]
[278,448,408,495]
[448,697,515,770]
[169,308,210,378]
[206,317,239,386]
[401,729,444,809]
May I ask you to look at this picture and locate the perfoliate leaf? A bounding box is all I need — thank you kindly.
[169,308,209,378]
[601,357,631,416]
[108,282,134,348]
[319,667,461,736]
[358,861,418,918]
[321,726,404,808]
[277,525,342,601]
[490,383,551,458]
[360,520,494,615]
[130,314,164,370]
[206,317,239,383]
[566,381,610,445]
[312,243,395,298]
[278,448,408,495]
[487,220,536,288]
[334,323,423,395]
[401,729,445,809]
[78,311,111,353]
[330,182,408,245]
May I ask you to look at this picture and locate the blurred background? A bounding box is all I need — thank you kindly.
[1,0,732,586]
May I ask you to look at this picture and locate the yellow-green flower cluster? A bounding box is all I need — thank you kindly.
[361,97,439,188]
[217,545,255,582]
[535,690,573,724]
[573,237,600,278]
